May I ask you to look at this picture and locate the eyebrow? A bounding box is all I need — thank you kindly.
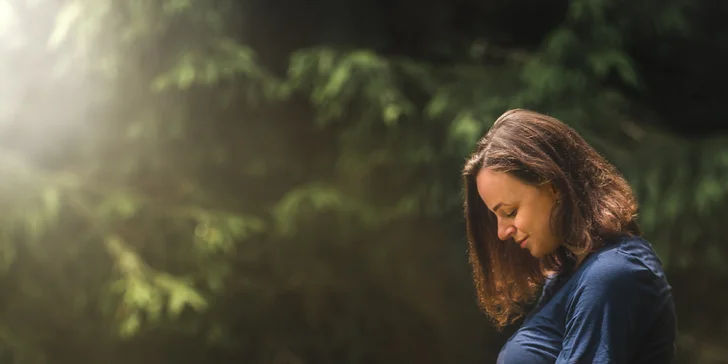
[492,202,511,212]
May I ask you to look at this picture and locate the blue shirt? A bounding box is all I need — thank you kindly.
[497,236,676,364]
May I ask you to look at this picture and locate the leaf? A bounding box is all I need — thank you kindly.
[225,215,265,239]
[118,197,138,219]
[273,185,348,235]
[167,290,186,317]
[203,61,219,84]
[425,91,451,119]
[348,50,386,69]
[545,28,578,59]
[151,76,171,92]
[154,274,208,317]
[586,50,638,86]
[100,193,140,219]
[125,277,154,306]
[319,63,351,101]
[48,1,83,49]
[448,112,483,150]
[177,62,197,89]
[106,235,145,274]
[382,104,403,125]
[119,312,141,338]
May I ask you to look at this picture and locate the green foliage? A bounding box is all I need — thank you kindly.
[0,0,724,363]
[105,235,208,337]
[151,39,273,93]
[288,48,416,125]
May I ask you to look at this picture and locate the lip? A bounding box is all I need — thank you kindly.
[518,238,529,249]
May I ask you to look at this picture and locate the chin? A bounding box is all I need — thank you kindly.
[529,244,560,259]
[528,248,546,259]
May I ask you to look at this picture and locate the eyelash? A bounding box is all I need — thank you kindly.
[505,210,517,218]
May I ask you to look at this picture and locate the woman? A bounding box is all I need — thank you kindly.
[462,109,677,363]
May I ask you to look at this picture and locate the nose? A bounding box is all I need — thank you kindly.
[497,220,516,241]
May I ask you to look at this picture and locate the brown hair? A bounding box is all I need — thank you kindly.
[462,109,641,329]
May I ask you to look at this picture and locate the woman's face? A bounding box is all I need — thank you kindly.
[475,168,562,258]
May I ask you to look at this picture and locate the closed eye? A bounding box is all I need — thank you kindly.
[505,210,517,218]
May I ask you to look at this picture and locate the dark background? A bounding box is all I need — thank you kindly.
[0,0,726,363]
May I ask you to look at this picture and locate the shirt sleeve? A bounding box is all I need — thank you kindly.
[556,254,658,364]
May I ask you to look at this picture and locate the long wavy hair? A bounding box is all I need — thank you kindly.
[462,109,641,329]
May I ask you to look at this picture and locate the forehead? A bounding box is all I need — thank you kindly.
[475,169,530,207]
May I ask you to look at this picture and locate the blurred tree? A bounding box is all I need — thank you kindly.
[0,0,726,363]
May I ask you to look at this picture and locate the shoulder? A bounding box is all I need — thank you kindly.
[570,236,669,302]
[558,237,677,363]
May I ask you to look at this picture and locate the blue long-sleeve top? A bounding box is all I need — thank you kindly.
[496,236,677,363]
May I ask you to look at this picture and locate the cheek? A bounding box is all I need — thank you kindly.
[514,208,550,236]
[513,213,532,233]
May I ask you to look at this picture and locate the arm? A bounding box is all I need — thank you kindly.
[556,255,657,364]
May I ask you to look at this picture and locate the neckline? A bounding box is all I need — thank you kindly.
[524,237,630,321]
